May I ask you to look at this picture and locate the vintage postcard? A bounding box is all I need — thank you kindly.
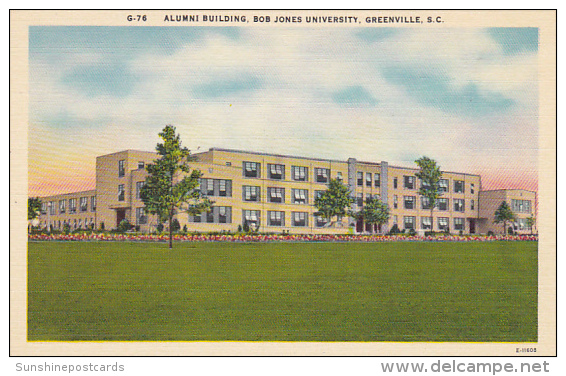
[10,10,556,356]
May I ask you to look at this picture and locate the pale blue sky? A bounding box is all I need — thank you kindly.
[28,26,539,195]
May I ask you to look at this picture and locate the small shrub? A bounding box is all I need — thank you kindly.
[117,219,132,233]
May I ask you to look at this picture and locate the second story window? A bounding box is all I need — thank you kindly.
[268,164,285,180]
[336,171,343,182]
[137,161,145,170]
[292,166,308,181]
[267,187,285,203]
[454,198,465,212]
[374,173,381,187]
[80,197,88,212]
[91,196,96,212]
[136,181,145,199]
[393,177,398,189]
[393,195,398,209]
[437,198,448,211]
[57,200,64,214]
[69,198,77,213]
[118,160,125,177]
[357,172,363,186]
[118,184,125,202]
[315,168,330,183]
[404,195,415,210]
[421,197,431,210]
[404,176,415,189]
[243,185,260,202]
[366,172,372,187]
[243,161,260,178]
[470,183,475,194]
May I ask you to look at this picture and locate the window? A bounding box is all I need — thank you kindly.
[191,213,201,223]
[292,212,308,227]
[454,199,465,212]
[511,199,531,213]
[69,198,77,213]
[420,179,431,189]
[218,179,231,197]
[292,166,308,181]
[421,217,432,230]
[80,197,88,212]
[393,195,398,209]
[41,202,47,214]
[315,168,330,183]
[243,185,261,202]
[78,219,82,229]
[470,199,475,211]
[438,217,449,231]
[366,193,372,201]
[267,187,285,203]
[437,198,448,211]
[267,211,285,227]
[356,193,363,207]
[421,197,431,210]
[374,173,381,187]
[243,210,261,227]
[118,184,125,201]
[516,218,527,231]
[393,215,398,224]
[292,189,308,204]
[454,180,464,194]
[268,164,285,180]
[118,160,125,177]
[404,176,415,189]
[243,161,260,178]
[315,190,325,200]
[366,172,372,187]
[315,216,328,228]
[138,161,145,170]
[470,183,475,194]
[50,201,57,215]
[218,206,232,224]
[206,210,214,223]
[204,179,214,196]
[136,207,147,224]
[393,177,398,189]
[454,218,464,231]
[336,171,343,182]
[439,179,449,193]
[403,216,416,230]
[357,172,363,186]
[404,195,415,210]
[91,196,96,212]
[136,181,145,199]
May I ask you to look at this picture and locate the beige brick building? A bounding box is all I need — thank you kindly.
[35,148,536,235]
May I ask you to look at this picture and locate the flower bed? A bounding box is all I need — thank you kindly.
[28,233,538,242]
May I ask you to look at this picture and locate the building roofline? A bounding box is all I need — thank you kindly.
[96,149,158,159]
[209,147,346,164]
[480,188,537,194]
[38,189,96,199]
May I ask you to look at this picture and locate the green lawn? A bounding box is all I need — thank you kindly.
[27,241,537,342]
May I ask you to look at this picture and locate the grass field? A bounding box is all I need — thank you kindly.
[27,241,537,342]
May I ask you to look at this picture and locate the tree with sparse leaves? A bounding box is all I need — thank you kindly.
[415,156,443,232]
[493,201,516,235]
[352,197,390,234]
[314,178,353,226]
[140,125,212,248]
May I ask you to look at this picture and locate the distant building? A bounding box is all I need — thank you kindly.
[34,148,536,235]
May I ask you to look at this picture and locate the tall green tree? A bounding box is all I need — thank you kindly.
[415,156,443,232]
[493,201,516,235]
[28,197,42,234]
[313,178,354,226]
[352,197,390,234]
[140,125,212,248]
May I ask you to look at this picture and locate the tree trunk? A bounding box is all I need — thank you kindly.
[169,215,173,249]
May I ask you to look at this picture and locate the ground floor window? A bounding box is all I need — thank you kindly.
[403,216,415,230]
[243,210,261,228]
[421,217,432,230]
[315,216,328,228]
[437,217,449,232]
[136,207,147,224]
[267,211,285,227]
[292,212,308,227]
[454,217,464,231]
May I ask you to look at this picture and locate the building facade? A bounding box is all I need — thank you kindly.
[35,148,536,235]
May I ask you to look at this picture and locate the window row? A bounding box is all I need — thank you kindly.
[243,186,320,205]
[392,196,475,212]
[189,206,233,224]
[400,216,466,231]
[42,197,96,214]
[243,161,340,183]
[243,210,329,228]
[118,159,145,177]
[356,172,381,187]
[42,217,96,230]
[390,176,474,194]
[511,199,532,213]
